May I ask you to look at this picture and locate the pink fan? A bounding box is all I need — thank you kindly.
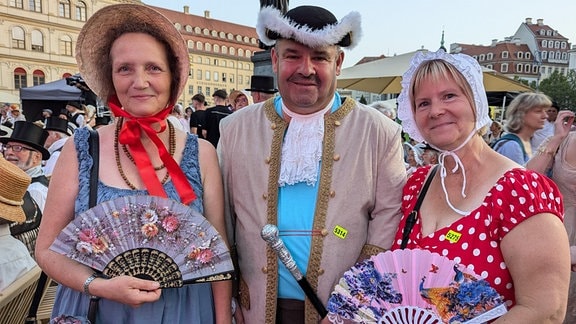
[326,249,507,323]
[50,195,233,287]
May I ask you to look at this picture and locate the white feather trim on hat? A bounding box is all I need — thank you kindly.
[256,6,362,50]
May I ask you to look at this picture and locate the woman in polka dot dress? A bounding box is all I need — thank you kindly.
[393,50,570,323]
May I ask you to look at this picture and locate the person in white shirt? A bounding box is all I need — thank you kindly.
[0,155,37,292]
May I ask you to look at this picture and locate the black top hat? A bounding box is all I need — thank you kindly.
[44,116,72,136]
[66,101,82,110]
[246,75,278,94]
[0,121,50,160]
[95,116,112,127]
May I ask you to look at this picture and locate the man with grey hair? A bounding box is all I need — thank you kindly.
[219,5,406,323]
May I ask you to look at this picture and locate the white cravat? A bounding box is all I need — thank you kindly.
[278,101,333,186]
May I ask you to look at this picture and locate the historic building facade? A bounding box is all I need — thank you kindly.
[0,0,260,106]
[451,18,572,85]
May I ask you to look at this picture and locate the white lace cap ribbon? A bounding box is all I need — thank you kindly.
[434,130,477,216]
[278,100,333,186]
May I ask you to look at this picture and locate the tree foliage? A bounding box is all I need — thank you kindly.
[538,70,576,111]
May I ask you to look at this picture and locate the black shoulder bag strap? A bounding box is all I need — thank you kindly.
[25,131,101,324]
[87,129,100,324]
[400,165,438,249]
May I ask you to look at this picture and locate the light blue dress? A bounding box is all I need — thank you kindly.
[51,127,215,323]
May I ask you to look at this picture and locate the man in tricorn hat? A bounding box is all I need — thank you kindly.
[219,5,406,323]
[246,75,278,103]
[0,121,50,254]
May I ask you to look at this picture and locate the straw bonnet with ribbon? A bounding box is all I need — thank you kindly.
[256,5,362,49]
[397,50,493,216]
[0,155,32,223]
[0,121,50,160]
[76,4,195,204]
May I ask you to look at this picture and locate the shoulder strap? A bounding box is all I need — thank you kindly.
[400,165,438,249]
[492,133,527,159]
[31,175,49,187]
[88,129,99,208]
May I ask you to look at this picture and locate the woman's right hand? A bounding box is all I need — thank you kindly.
[91,275,162,307]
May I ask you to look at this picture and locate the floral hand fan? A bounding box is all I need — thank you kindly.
[50,195,233,288]
[326,249,507,324]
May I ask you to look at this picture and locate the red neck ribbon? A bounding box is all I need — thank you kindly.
[108,96,196,205]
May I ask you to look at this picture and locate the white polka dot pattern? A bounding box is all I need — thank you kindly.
[392,166,563,307]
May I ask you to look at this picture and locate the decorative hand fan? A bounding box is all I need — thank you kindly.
[50,195,234,288]
[326,249,507,324]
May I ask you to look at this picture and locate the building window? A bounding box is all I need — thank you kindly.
[561,42,567,49]
[205,43,211,52]
[238,49,244,57]
[532,65,538,73]
[229,75,234,83]
[549,51,554,59]
[479,54,485,61]
[517,52,523,59]
[206,87,211,97]
[211,30,217,37]
[517,64,523,73]
[60,35,73,56]
[214,59,218,65]
[222,46,227,54]
[525,52,531,60]
[524,64,530,72]
[230,47,235,55]
[14,68,27,89]
[203,28,209,36]
[546,30,552,36]
[197,69,202,80]
[194,27,201,34]
[501,51,508,58]
[195,56,202,63]
[555,41,560,48]
[213,72,219,81]
[238,62,243,70]
[205,71,211,81]
[542,40,547,47]
[214,44,219,53]
[486,64,493,69]
[219,31,225,38]
[76,1,87,21]
[189,69,193,79]
[188,85,194,95]
[197,86,202,94]
[29,0,42,12]
[487,53,493,60]
[9,0,23,8]
[204,58,210,64]
[562,52,567,60]
[187,40,194,49]
[196,42,203,50]
[59,0,71,18]
[31,30,44,52]
[12,27,26,49]
[222,73,227,82]
[185,25,192,32]
[542,51,548,59]
[32,69,45,86]
[246,50,251,57]
[501,63,508,73]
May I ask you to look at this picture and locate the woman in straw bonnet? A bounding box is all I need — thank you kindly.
[392,50,570,322]
[35,4,231,323]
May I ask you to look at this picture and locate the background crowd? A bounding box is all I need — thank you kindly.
[0,2,575,324]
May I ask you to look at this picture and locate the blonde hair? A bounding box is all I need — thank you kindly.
[504,92,552,133]
[410,59,487,136]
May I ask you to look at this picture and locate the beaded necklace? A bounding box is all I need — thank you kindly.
[114,118,175,189]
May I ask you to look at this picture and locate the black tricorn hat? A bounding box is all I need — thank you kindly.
[257,5,361,49]
[44,116,72,136]
[0,121,50,160]
[246,75,278,94]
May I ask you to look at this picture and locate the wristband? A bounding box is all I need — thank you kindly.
[83,273,99,296]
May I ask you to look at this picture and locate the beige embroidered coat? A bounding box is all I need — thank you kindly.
[218,97,407,323]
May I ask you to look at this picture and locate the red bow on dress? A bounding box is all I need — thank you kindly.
[108,95,196,205]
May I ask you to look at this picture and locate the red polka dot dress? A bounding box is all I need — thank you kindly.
[391,166,564,307]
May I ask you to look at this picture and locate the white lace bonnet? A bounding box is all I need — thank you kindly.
[397,50,492,143]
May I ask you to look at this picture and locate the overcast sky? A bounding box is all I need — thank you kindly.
[144,0,576,68]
